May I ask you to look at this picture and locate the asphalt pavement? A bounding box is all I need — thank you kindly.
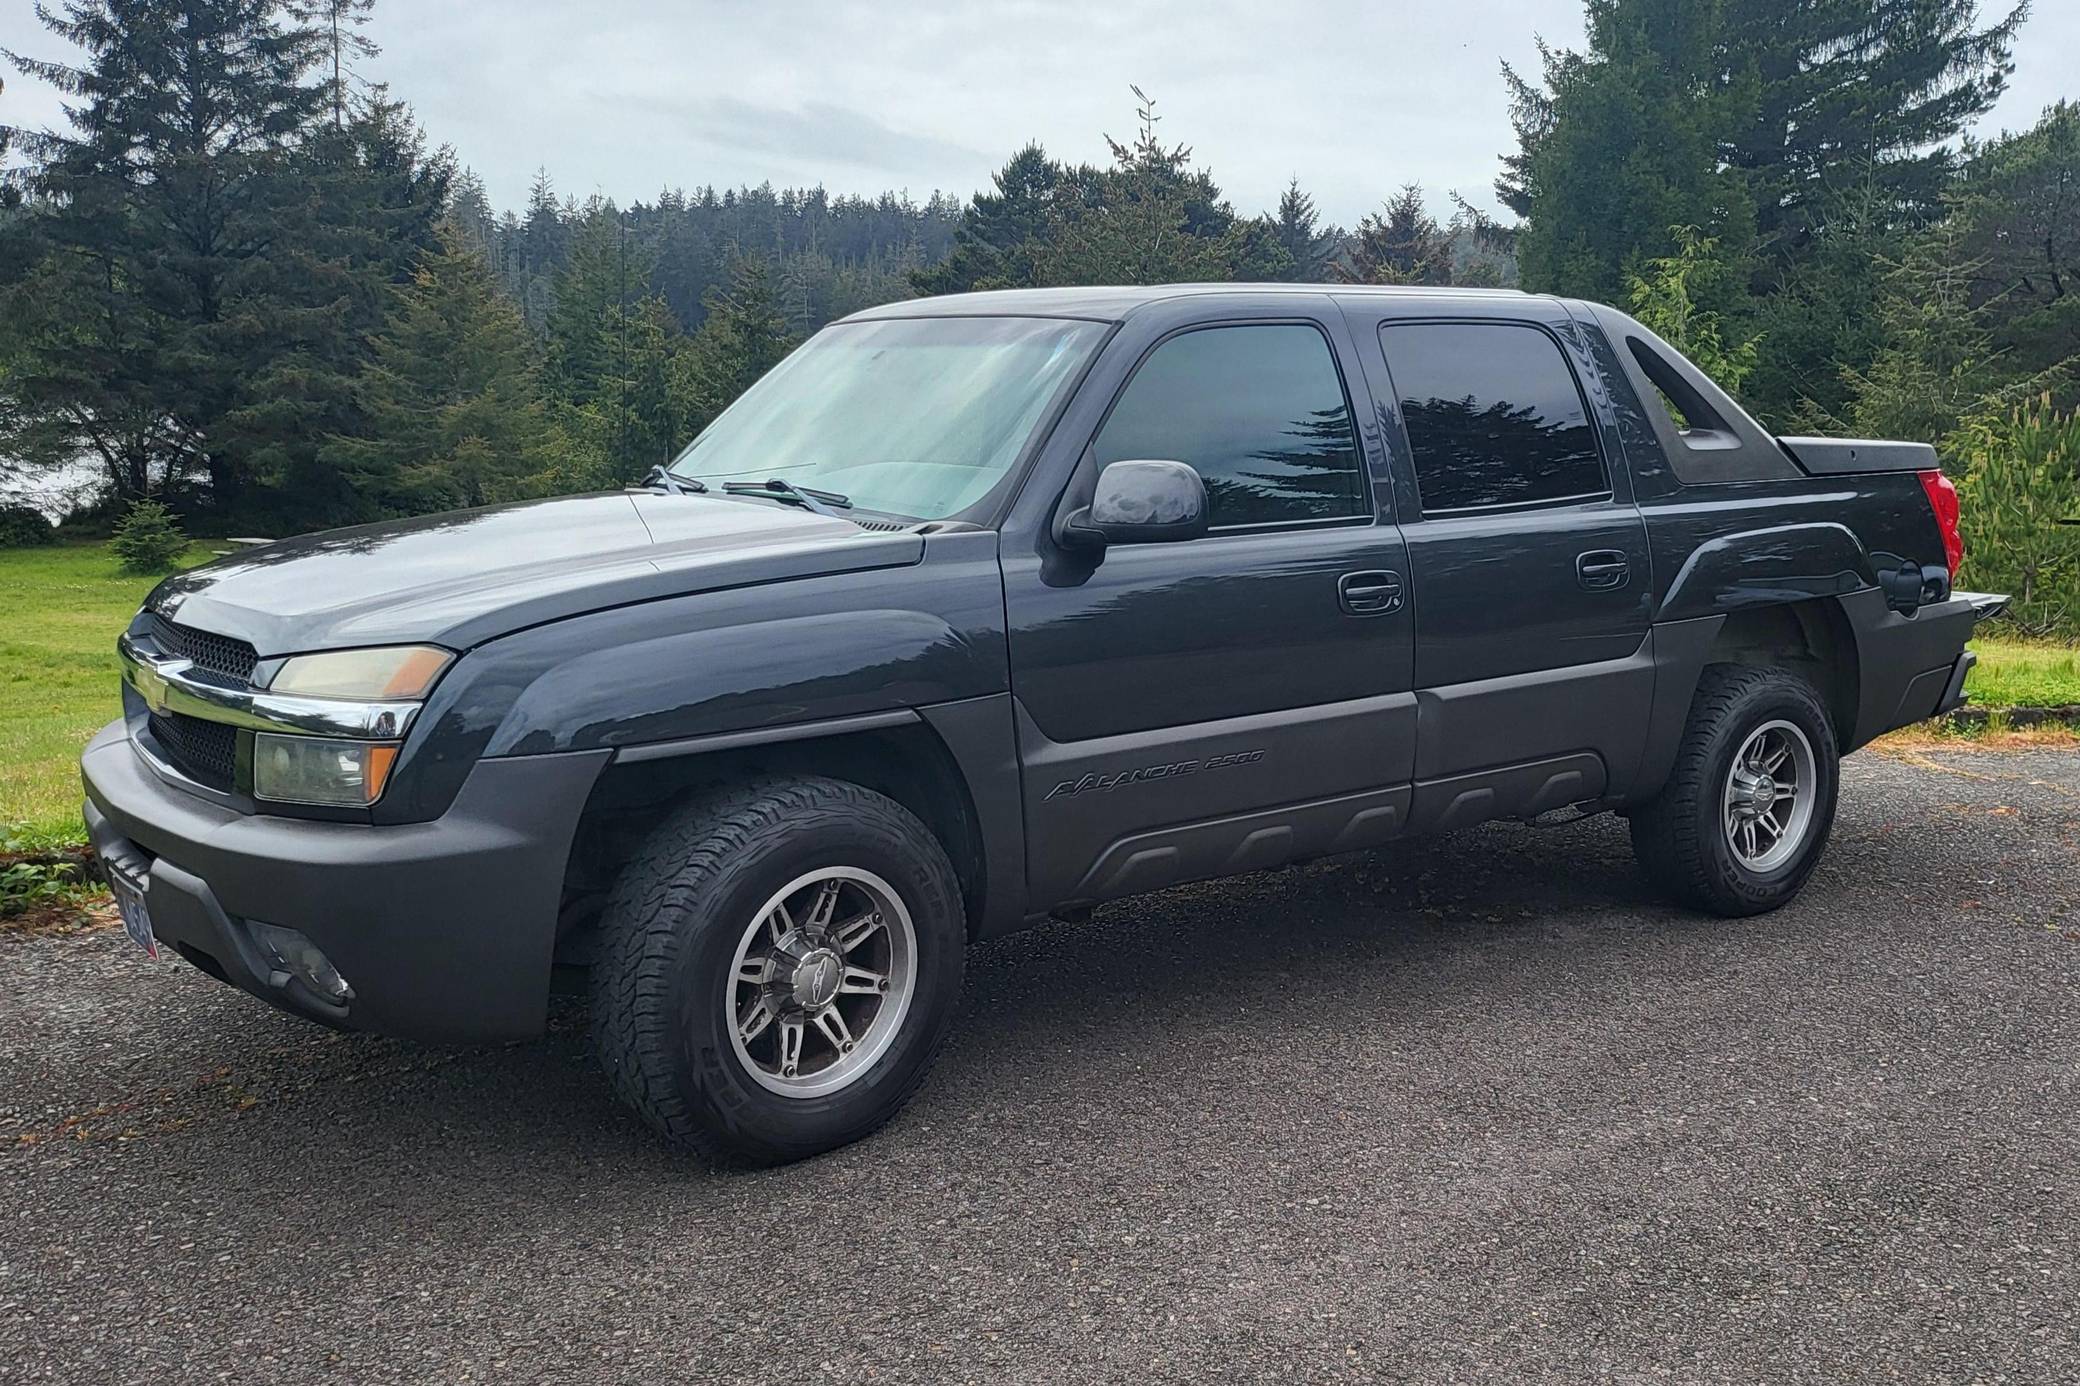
[3,744,2076,1384]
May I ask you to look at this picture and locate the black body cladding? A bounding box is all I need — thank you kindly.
[83,284,1986,1043]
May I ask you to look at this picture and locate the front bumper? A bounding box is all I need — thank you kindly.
[81,721,608,1041]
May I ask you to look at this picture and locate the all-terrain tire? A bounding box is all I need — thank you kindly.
[1629,665,1840,917]
[591,776,965,1164]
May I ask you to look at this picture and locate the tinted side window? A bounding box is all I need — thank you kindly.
[1383,322,1607,513]
[1094,324,1367,528]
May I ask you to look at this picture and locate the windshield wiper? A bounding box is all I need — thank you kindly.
[721,477,853,517]
[643,465,707,495]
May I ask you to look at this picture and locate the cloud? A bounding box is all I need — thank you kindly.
[616,94,991,179]
[5,0,2074,226]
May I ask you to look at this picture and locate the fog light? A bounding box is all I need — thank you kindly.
[253,733,399,806]
[249,921,354,1004]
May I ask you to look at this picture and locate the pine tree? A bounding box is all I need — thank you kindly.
[1336,185,1457,285]
[1948,396,2080,634]
[1743,188,1894,427]
[1033,87,1254,286]
[223,90,452,521]
[912,143,1067,294]
[1841,220,2061,446]
[1500,0,2027,423]
[1949,102,2080,386]
[0,76,12,210]
[446,168,499,262]
[1498,0,1754,302]
[0,141,25,495]
[1271,179,1339,282]
[677,254,797,428]
[623,296,692,476]
[514,167,569,327]
[542,207,695,480]
[287,0,378,131]
[1444,192,1519,288]
[1626,226,1761,393]
[323,226,566,511]
[1722,0,2027,257]
[1731,0,2026,424]
[1,0,331,508]
[547,209,650,410]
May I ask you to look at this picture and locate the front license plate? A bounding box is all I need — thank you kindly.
[108,871,157,960]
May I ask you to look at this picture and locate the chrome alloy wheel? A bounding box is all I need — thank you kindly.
[726,868,917,1098]
[1721,719,1818,873]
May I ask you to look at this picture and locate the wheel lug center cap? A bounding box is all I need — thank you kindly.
[790,948,843,1010]
[1751,775,1776,807]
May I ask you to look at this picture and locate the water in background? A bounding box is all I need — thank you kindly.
[2,457,100,521]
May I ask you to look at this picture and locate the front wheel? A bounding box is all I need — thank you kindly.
[591,776,966,1164]
[1629,665,1840,917]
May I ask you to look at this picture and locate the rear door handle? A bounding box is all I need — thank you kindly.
[1338,569,1404,616]
[1576,550,1630,592]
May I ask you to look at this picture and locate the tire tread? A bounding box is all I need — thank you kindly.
[590,777,961,1164]
[1630,664,1837,916]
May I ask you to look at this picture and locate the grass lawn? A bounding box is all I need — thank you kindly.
[1,542,207,851]
[0,542,2075,852]
[1966,636,2080,710]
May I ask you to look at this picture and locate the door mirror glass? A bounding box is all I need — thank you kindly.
[1061,459,1208,548]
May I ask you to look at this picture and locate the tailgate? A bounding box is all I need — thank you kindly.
[1956,590,2011,624]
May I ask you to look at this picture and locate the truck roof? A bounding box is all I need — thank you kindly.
[845,283,1544,324]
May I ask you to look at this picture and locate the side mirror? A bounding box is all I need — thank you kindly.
[1059,459,1208,550]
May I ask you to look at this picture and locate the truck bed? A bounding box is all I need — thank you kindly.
[1777,437,1939,476]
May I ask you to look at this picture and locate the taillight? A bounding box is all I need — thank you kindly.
[1918,469,1962,578]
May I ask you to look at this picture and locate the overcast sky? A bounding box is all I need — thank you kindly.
[3,1,2074,228]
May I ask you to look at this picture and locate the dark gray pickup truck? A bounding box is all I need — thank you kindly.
[84,284,2004,1162]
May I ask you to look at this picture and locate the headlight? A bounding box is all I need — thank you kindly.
[269,645,451,699]
[253,733,400,806]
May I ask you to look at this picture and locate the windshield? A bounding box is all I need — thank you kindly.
[667,315,1107,520]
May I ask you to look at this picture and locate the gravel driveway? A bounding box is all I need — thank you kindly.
[4,745,2076,1384]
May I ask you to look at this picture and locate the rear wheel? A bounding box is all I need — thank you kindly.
[1629,665,1839,916]
[591,776,965,1164]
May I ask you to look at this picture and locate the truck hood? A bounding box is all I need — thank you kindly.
[146,492,924,655]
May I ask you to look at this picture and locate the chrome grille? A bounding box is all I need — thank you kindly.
[149,614,258,685]
[146,711,239,791]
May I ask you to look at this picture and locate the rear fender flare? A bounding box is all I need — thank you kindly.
[1629,593,1861,804]
[1655,522,1879,624]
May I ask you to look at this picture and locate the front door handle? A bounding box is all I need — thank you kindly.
[1338,569,1404,616]
[1576,550,1631,592]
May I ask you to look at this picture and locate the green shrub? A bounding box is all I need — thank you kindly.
[107,499,187,574]
[0,860,87,918]
[1626,225,1762,396]
[0,826,93,918]
[0,502,56,548]
[1951,396,2080,638]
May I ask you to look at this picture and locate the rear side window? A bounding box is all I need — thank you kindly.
[1094,324,1367,529]
[1383,322,1608,514]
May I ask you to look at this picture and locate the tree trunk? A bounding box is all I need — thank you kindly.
[206,452,242,511]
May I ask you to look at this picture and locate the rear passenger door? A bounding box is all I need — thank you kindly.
[1342,298,1655,818]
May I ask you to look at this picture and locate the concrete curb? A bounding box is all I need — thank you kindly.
[1941,704,2080,729]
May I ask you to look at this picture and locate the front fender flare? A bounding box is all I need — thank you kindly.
[487,609,980,756]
